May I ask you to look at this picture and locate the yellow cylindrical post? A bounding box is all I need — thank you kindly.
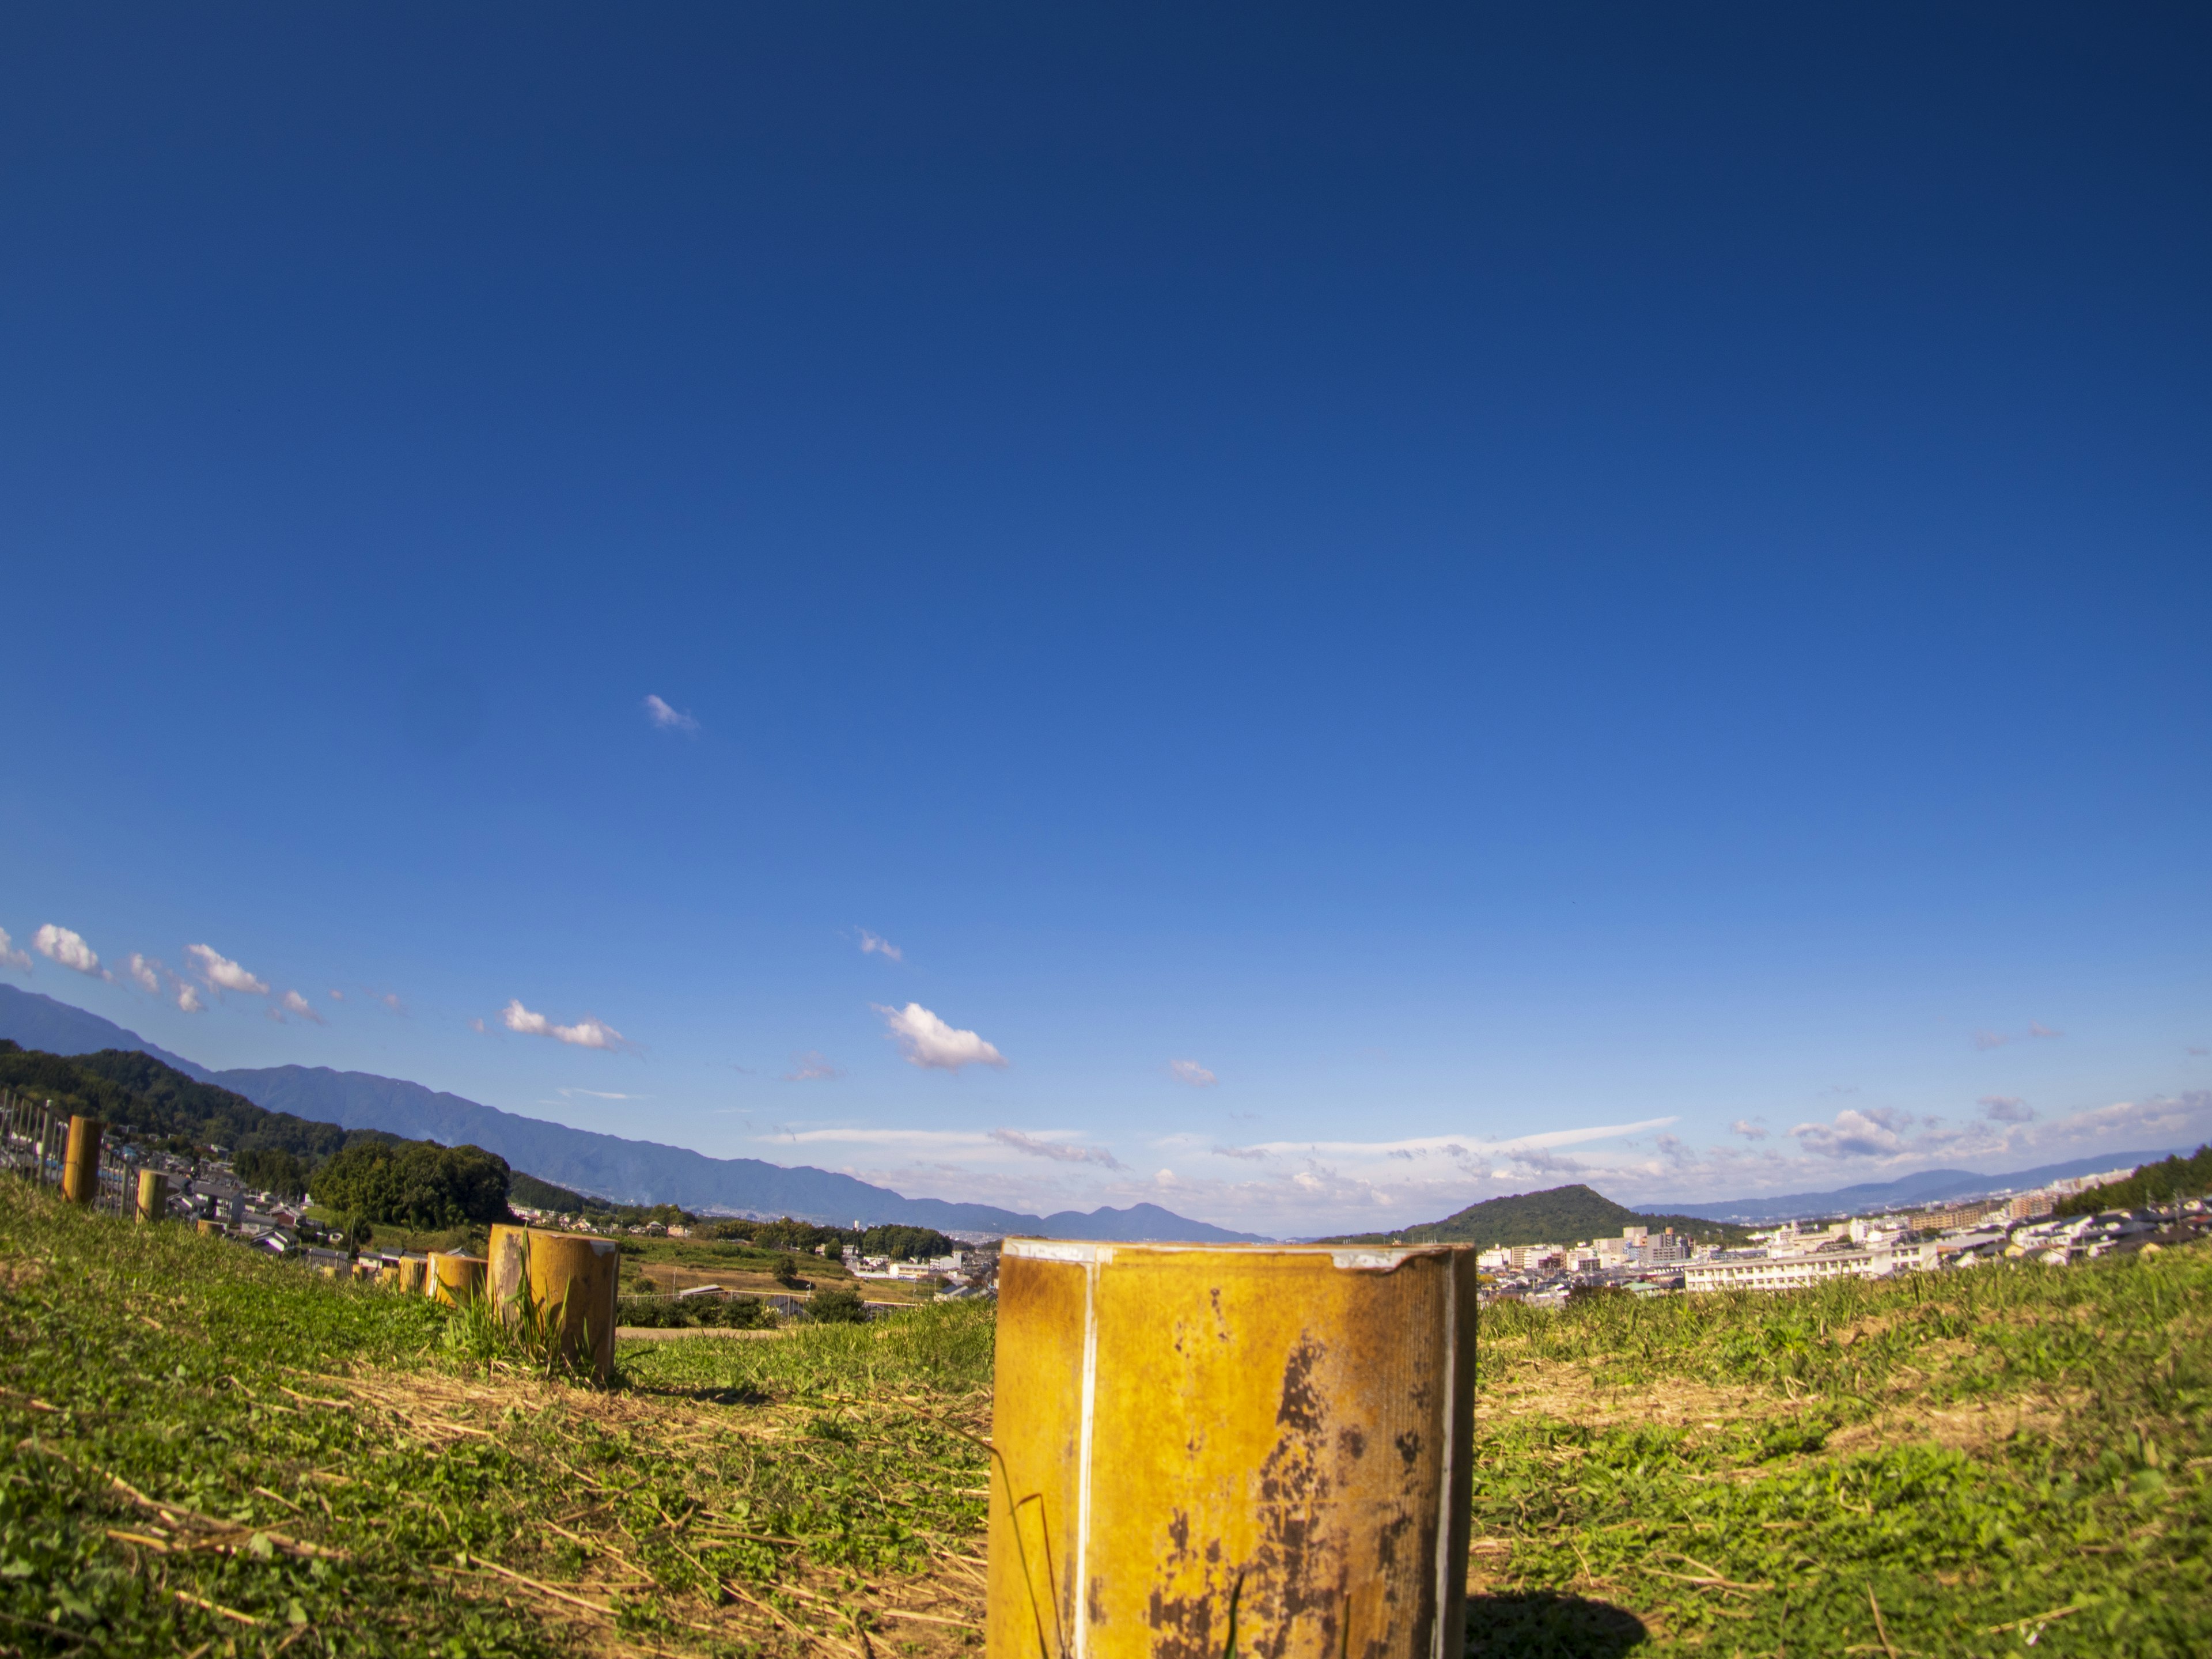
[196,1218,221,1237]
[985,1241,1478,1659]
[396,1256,428,1295]
[60,1116,103,1205]
[376,1264,402,1290]
[134,1169,169,1224]
[486,1222,532,1321]
[428,1252,488,1306]
[525,1232,620,1384]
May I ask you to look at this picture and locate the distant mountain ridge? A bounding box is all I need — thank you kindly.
[0,986,1262,1243]
[1651,1153,2184,1224]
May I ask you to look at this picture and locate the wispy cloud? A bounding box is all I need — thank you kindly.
[1210,1143,1269,1162]
[989,1128,1123,1168]
[873,1002,1007,1073]
[2029,1021,2063,1040]
[501,999,630,1051]
[857,930,903,964]
[1979,1094,2035,1124]
[1972,1029,2009,1051]
[177,984,204,1014]
[186,944,268,996]
[1729,1118,1769,1141]
[558,1088,645,1100]
[328,988,344,1002]
[381,992,406,1014]
[784,1051,843,1082]
[1241,1116,1679,1160]
[35,925,105,979]
[123,954,162,994]
[2190,1046,2209,1058]
[642,694,699,733]
[1169,1059,1218,1088]
[279,990,326,1025]
[469,1016,486,1033]
[0,929,31,973]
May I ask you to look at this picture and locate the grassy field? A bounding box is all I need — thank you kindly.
[3,1181,2208,1658]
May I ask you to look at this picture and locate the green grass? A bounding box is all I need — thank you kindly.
[1468,1255,2212,1657]
[0,1181,992,1657]
[6,1175,2209,1658]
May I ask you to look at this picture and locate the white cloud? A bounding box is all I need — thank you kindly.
[34,925,103,977]
[185,944,268,995]
[176,984,204,1013]
[873,1002,1007,1072]
[857,930,903,964]
[990,1128,1122,1168]
[1729,1118,1769,1141]
[559,1088,645,1100]
[643,694,699,733]
[1979,1094,2035,1124]
[501,999,630,1051]
[1243,1116,1679,1160]
[1972,1029,2010,1051]
[381,992,406,1013]
[1169,1059,1218,1088]
[0,929,33,972]
[785,1051,843,1082]
[328,988,344,1001]
[2029,1021,2064,1040]
[1789,1106,1913,1159]
[126,953,162,993]
[281,990,326,1025]
[1210,1143,1269,1161]
[469,1016,487,1033]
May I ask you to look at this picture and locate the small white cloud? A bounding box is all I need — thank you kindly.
[281,990,326,1025]
[990,1128,1121,1168]
[1728,1118,1769,1141]
[501,998,629,1051]
[1972,1029,2010,1051]
[0,929,31,972]
[1790,1107,1911,1159]
[1979,1094,2035,1124]
[857,929,903,963]
[185,943,268,995]
[126,953,163,994]
[785,1051,843,1082]
[873,1002,1007,1073]
[381,992,405,1013]
[643,694,699,733]
[328,988,344,1001]
[469,1016,486,1033]
[1169,1059,1218,1088]
[2029,1021,2063,1040]
[35,925,102,978]
[558,1088,645,1100]
[176,984,204,1013]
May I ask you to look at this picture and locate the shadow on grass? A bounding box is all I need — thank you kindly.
[1466,1590,1647,1657]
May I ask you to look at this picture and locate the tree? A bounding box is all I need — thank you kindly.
[312,1141,514,1230]
[806,1287,867,1324]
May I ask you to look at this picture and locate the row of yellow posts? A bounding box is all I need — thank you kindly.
[352,1223,619,1382]
[45,1117,619,1387]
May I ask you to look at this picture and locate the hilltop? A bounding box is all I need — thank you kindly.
[1327,1182,1748,1251]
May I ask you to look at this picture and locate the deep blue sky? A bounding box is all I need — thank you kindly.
[4,4,2207,1232]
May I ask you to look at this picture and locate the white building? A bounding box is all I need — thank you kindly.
[1684,1239,1938,1293]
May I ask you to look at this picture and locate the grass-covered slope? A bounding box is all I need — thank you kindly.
[5,1176,2209,1656]
[1330,1182,1747,1249]
[0,1181,993,1657]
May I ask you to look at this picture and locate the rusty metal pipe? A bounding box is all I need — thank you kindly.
[986,1241,1478,1659]
[60,1117,103,1206]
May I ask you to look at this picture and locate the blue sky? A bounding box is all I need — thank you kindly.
[3,4,2207,1233]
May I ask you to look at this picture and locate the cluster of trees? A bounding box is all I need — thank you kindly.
[700,1215,957,1260]
[312,1139,515,1230]
[1328,1183,1749,1252]
[2056,1145,2212,1217]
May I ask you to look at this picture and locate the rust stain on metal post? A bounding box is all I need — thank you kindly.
[986,1243,1476,1659]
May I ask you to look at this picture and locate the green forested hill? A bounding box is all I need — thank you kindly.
[1327,1182,1748,1250]
[0,1041,387,1162]
[2056,1143,2212,1217]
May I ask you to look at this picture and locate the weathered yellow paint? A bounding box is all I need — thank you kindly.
[133,1169,168,1224]
[60,1116,102,1206]
[486,1222,532,1319]
[427,1251,488,1306]
[396,1256,429,1296]
[525,1232,620,1383]
[986,1242,1476,1659]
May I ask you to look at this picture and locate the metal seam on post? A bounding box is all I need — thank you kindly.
[1073,1248,1101,1659]
[1429,1260,1457,1659]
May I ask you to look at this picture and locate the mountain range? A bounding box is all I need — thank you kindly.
[0,986,1260,1243]
[1651,1154,2181,1224]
